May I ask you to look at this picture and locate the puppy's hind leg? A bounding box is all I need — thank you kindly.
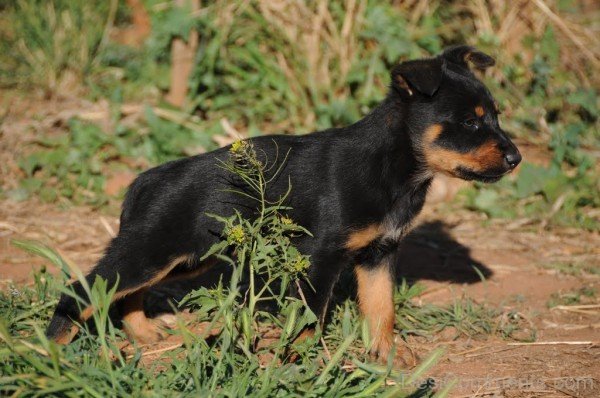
[46,235,189,344]
[121,288,164,344]
[121,257,218,344]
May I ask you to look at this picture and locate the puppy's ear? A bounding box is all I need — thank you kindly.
[391,58,443,97]
[442,45,495,70]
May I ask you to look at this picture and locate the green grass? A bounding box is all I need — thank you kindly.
[1,249,533,397]
[0,230,440,396]
[547,286,596,308]
[541,261,600,277]
[0,0,118,92]
[391,281,535,342]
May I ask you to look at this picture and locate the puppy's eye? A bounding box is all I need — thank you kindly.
[462,119,480,130]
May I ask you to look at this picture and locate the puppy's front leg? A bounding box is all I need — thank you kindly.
[355,262,395,361]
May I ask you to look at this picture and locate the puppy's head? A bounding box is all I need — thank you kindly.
[391,45,521,183]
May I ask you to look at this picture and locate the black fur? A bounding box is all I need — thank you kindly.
[46,46,521,346]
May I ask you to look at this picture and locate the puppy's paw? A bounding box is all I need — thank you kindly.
[369,334,417,368]
[368,332,394,363]
[124,316,168,345]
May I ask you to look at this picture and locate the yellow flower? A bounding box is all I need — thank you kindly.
[289,255,310,275]
[227,225,246,245]
[280,216,293,225]
[230,140,246,155]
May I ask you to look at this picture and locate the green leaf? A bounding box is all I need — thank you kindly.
[515,163,553,198]
[567,89,598,117]
[473,189,499,213]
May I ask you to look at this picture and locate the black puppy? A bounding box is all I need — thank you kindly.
[47,46,521,360]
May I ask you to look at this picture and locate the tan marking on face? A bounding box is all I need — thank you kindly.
[470,140,505,168]
[355,265,395,358]
[424,127,504,175]
[475,106,485,117]
[464,51,474,63]
[423,124,443,144]
[345,224,383,251]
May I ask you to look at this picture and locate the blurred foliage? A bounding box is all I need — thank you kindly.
[11,109,219,206]
[0,0,598,229]
[0,0,118,93]
[547,286,596,308]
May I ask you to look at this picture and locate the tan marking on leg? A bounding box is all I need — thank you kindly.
[475,106,485,117]
[111,254,194,303]
[345,225,383,251]
[52,255,195,344]
[355,265,395,361]
[54,325,80,345]
[122,289,166,344]
[161,257,217,284]
[288,328,316,362]
[119,256,215,344]
[52,304,97,344]
[80,305,95,321]
[293,328,315,345]
[71,254,195,334]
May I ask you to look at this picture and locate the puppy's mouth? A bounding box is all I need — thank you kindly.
[454,167,511,183]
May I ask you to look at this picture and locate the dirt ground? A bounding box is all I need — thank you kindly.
[1,96,599,397]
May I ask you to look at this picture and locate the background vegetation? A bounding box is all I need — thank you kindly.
[0,0,598,396]
[0,0,597,229]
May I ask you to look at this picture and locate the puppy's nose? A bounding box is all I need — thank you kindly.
[504,150,522,169]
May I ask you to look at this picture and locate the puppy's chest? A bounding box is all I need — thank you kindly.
[346,221,415,269]
[345,186,429,267]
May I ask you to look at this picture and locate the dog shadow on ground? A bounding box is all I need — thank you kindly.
[393,220,492,284]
